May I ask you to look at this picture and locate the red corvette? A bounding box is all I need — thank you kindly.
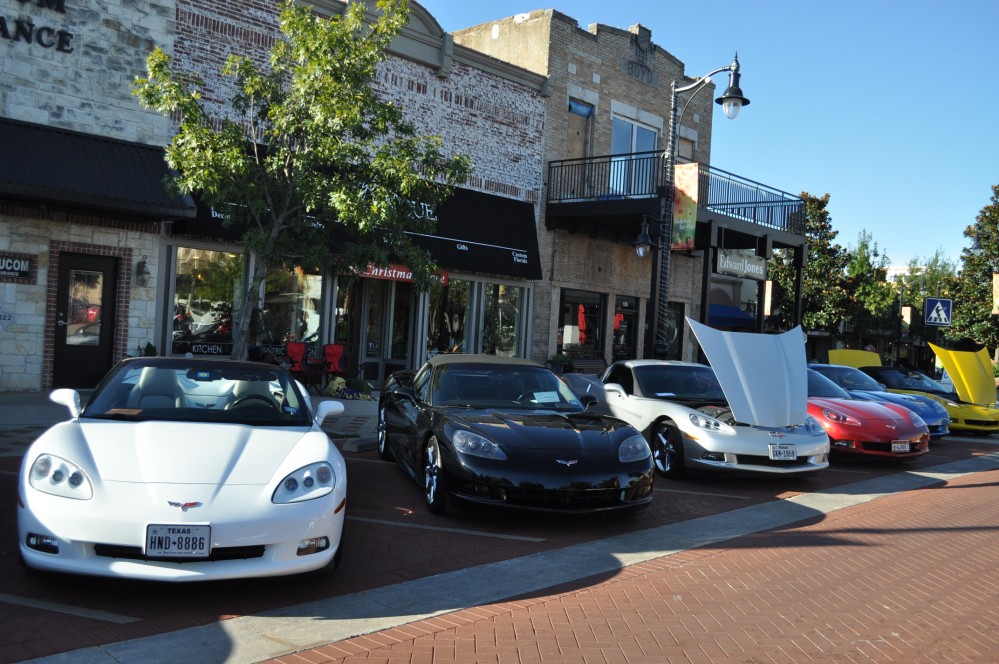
[807,369,929,458]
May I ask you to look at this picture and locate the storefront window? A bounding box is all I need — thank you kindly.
[612,296,637,360]
[482,283,524,356]
[558,289,605,356]
[254,265,323,354]
[428,277,469,355]
[172,248,244,356]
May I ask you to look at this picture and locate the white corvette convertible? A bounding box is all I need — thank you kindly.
[18,357,347,581]
[565,321,829,478]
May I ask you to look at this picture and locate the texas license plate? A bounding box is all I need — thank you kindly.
[768,443,796,461]
[146,524,211,558]
[891,441,911,453]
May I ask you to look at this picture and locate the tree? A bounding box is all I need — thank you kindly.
[134,0,472,359]
[949,184,999,357]
[768,193,850,334]
[841,230,893,344]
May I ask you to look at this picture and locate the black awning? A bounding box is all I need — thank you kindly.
[0,118,195,219]
[411,188,542,280]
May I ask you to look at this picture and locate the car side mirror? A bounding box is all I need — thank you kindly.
[50,388,81,419]
[579,394,597,409]
[604,383,627,399]
[314,399,345,426]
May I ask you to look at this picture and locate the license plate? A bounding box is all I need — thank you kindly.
[891,441,911,453]
[146,524,211,558]
[768,443,796,461]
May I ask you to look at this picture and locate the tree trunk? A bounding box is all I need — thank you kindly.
[231,252,269,360]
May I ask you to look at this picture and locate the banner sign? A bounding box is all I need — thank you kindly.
[670,162,698,250]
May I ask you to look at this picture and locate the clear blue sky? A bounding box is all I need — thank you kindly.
[418,0,998,271]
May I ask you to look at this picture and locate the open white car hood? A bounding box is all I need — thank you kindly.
[687,319,808,427]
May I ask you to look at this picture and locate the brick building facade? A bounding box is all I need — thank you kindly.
[0,0,548,390]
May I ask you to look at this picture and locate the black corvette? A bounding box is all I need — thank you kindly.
[377,354,655,514]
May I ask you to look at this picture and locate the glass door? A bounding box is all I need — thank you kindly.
[610,117,658,197]
[360,279,413,383]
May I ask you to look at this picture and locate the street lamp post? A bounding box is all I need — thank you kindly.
[639,54,749,356]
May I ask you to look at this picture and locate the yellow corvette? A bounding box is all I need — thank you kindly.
[829,348,999,435]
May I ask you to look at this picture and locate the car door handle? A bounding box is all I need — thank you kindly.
[56,319,69,327]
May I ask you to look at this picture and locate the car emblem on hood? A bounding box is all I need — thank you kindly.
[769,431,786,440]
[884,424,897,430]
[556,459,578,466]
[168,501,202,511]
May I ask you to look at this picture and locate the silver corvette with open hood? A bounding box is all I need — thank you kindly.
[565,320,829,477]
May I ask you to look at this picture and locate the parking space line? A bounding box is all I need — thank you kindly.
[0,470,18,477]
[347,516,546,542]
[0,593,140,624]
[653,487,750,500]
[824,467,874,474]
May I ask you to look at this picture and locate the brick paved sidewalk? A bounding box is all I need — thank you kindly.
[270,468,999,664]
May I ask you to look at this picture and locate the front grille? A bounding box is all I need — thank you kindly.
[93,544,265,562]
[964,420,999,429]
[737,454,810,468]
[501,484,651,510]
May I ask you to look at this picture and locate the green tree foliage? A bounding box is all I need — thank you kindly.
[768,193,850,334]
[842,230,893,339]
[133,0,472,358]
[949,184,999,355]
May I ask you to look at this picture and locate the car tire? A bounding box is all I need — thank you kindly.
[423,435,447,514]
[650,419,685,478]
[377,404,391,460]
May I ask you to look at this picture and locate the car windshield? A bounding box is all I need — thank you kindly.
[874,368,949,393]
[82,360,312,426]
[431,363,583,411]
[807,369,852,399]
[633,364,725,401]
[815,365,885,392]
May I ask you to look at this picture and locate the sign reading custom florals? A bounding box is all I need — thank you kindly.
[670,162,699,250]
[1,0,74,53]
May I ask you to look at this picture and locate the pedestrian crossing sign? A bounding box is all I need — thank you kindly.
[924,297,952,327]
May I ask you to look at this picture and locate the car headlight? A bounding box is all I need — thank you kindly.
[821,407,861,426]
[273,462,336,504]
[28,454,93,500]
[803,416,825,435]
[908,411,926,428]
[452,430,507,460]
[618,434,651,463]
[688,412,735,435]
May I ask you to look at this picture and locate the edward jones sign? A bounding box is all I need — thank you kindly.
[716,249,767,281]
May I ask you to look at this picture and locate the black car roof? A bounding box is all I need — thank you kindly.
[425,354,542,369]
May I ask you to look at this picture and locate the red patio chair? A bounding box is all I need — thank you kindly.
[285,341,323,395]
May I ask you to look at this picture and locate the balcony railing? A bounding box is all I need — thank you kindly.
[546,150,805,235]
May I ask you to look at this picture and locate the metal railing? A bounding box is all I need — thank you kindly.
[546,151,805,235]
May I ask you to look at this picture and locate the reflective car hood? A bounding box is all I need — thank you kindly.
[808,396,909,423]
[930,343,996,406]
[79,421,304,484]
[850,390,946,418]
[828,349,882,369]
[687,319,807,428]
[453,409,629,451]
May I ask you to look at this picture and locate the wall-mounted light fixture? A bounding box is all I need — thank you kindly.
[136,255,150,287]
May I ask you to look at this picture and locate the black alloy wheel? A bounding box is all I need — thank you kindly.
[423,435,447,513]
[377,405,391,460]
[650,420,685,478]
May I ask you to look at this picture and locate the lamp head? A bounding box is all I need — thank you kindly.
[715,53,749,119]
[633,219,654,259]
